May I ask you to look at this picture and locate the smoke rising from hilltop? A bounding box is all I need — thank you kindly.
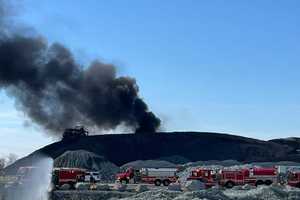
[0,1,161,135]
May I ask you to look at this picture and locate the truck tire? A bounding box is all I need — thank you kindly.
[154,179,162,186]
[60,183,72,190]
[69,182,76,190]
[78,175,85,182]
[264,180,272,186]
[255,180,264,187]
[225,181,235,188]
[296,183,300,188]
[163,179,171,186]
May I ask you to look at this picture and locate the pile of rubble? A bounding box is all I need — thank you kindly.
[119,184,300,200]
[50,181,300,200]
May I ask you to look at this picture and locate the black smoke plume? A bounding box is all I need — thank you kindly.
[0,1,161,135]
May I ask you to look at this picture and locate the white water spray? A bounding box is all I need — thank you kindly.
[4,156,53,200]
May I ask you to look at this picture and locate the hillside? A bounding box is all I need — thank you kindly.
[5,132,299,174]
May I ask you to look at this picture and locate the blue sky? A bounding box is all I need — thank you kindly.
[1,0,300,157]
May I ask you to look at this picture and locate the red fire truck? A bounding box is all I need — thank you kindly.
[187,168,217,188]
[287,171,300,188]
[52,168,86,189]
[116,167,178,186]
[219,167,278,188]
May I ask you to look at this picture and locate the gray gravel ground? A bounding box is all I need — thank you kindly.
[118,185,300,200]
[47,184,300,200]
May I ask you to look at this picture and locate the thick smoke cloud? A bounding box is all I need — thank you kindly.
[0,1,161,135]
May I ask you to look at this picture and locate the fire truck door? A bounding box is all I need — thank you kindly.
[236,173,244,184]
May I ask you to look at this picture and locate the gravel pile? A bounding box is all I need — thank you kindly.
[120,189,181,200]
[158,155,191,164]
[182,160,242,168]
[224,185,300,200]
[183,180,205,191]
[121,160,177,170]
[51,191,134,200]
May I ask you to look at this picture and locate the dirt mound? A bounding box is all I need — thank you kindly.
[54,150,119,181]
[158,155,191,164]
[33,132,294,165]
[7,132,299,175]
[121,160,177,170]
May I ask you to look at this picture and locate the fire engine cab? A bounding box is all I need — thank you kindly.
[187,168,216,188]
[219,167,277,188]
[287,171,300,188]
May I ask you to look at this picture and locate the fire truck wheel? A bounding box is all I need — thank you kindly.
[264,180,272,186]
[163,180,171,186]
[296,183,300,188]
[69,182,76,190]
[154,179,162,186]
[59,183,72,190]
[225,181,235,188]
[255,180,264,187]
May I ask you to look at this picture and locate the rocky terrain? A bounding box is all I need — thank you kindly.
[48,184,300,200]
[120,160,177,170]
[121,185,300,200]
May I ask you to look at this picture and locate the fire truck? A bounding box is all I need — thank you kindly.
[287,170,300,188]
[116,167,178,186]
[187,168,217,188]
[219,167,278,188]
[52,168,86,189]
